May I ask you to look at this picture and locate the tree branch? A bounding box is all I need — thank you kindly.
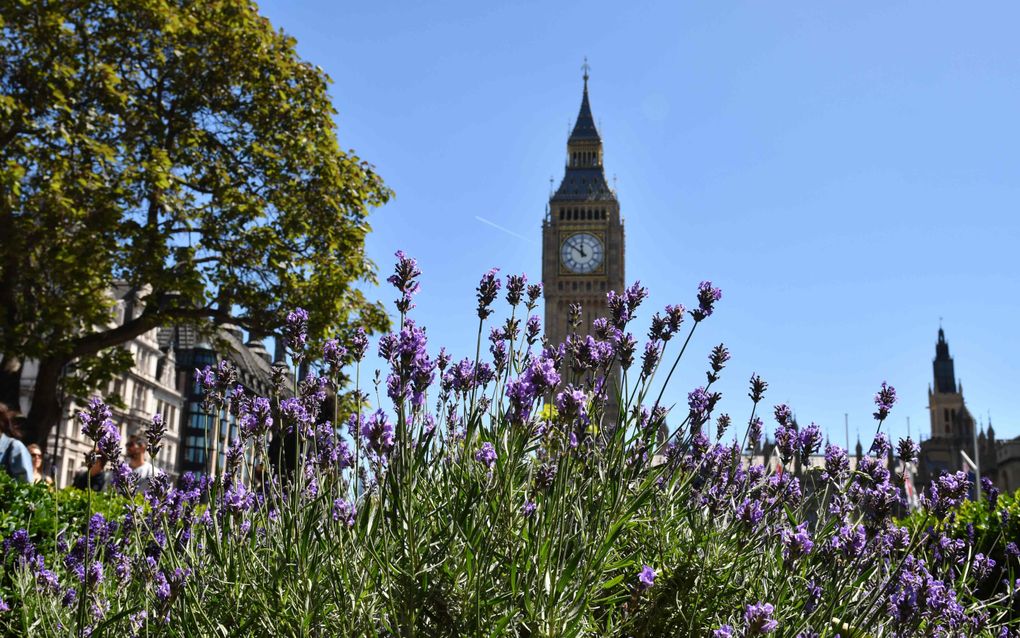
[69,303,250,360]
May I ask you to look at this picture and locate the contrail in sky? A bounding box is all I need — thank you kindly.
[474,216,538,245]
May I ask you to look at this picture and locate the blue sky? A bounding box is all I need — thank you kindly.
[259,0,1020,446]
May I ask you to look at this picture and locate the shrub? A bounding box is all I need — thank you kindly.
[1,254,1017,636]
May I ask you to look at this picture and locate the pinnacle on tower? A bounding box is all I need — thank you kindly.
[569,60,600,143]
[933,326,957,394]
[553,61,615,202]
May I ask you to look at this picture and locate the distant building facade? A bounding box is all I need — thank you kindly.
[19,285,185,487]
[18,285,280,486]
[157,323,277,478]
[917,327,1020,494]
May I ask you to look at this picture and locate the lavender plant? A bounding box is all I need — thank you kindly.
[1,253,1018,637]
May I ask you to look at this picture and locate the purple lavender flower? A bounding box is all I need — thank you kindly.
[748,417,763,449]
[715,414,732,440]
[706,343,730,383]
[870,431,891,458]
[526,283,543,308]
[624,281,649,314]
[155,572,171,603]
[223,481,254,514]
[1005,542,1019,559]
[110,461,137,496]
[323,338,347,373]
[523,352,560,393]
[665,304,685,337]
[476,268,501,320]
[805,580,822,612]
[224,438,244,476]
[897,436,920,465]
[640,340,660,378]
[280,397,311,435]
[981,477,999,510]
[475,442,497,469]
[830,524,867,560]
[239,396,273,439]
[773,404,792,428]
[506,273,527,307]
[823,444,849,482]
[774,425,797,465]
[649,313,669,341]
[873,381,897,421]
[284,308,309,357]
[79,397,113,443]
[146,413,166,458]
[388,251,422,313]
[923,471,971,518]
[690,281,722,322]
[636,565,656,591]
[606,290,630,329]
[349,328,369,362]
[0,598,8,613]
[526,315,542,344]
[688,387,711,417]
[503,316,520,342]
[506,377,536,423]
[781,523,814,564]
[332,499,356,527]
[743,602,778,635]
[798,423,822,464]
[96,424,121,463]
[615,332,637,370]
[555,385,588,423]
[523,500,537,517]
[361,410,395,458]
[194,365,216,392]
[4,529,34,562]
[972,553,995,582]
[737,498,765,530]
[712,626,734,638]
[748,373,768,404]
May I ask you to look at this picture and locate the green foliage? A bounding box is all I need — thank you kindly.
[0,0,391,435]
[0,471,127,558]
[905,487,1015,571]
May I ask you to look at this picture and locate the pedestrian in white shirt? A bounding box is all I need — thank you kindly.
[126,432,155,493]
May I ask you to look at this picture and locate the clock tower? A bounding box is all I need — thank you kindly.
[542,67,625,394]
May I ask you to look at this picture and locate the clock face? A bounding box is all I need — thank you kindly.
[560,232,604,274]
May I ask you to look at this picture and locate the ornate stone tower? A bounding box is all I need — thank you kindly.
[542,68,625,347]
[927,327,972,441]
[917,326,1001,490]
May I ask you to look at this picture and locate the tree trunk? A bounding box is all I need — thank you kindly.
[0,354,23,412]
[24,356,66,448]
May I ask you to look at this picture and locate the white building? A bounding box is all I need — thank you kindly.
[19,284,184,487]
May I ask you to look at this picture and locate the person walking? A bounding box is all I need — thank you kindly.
[0,403,33,483]
[26,444,53,486]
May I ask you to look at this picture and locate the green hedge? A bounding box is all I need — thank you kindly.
[0,471,129,557]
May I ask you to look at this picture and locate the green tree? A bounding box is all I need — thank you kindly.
[0,0,391,444]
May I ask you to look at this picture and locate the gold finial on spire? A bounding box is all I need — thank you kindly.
[581,57,590,88]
